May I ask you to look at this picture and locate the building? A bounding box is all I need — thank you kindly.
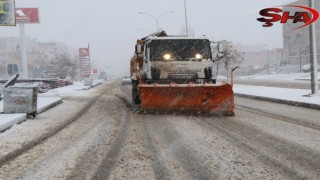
[282,0,320,66]
[0,37,69,79]
[236,44,283,67]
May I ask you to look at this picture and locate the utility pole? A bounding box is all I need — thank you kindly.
[184,0,189,36]
[267,50,270,75]
[299,47,302,73]
[19,24,28,78]
[309,0,319,94]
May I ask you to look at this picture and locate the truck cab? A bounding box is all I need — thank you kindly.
[140,36,216,84]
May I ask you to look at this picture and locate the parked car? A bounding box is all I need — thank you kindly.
[121,76,131,85]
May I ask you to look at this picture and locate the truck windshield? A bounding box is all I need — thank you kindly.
[150,39,212,61]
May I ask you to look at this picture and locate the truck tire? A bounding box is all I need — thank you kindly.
[132,80,141,104]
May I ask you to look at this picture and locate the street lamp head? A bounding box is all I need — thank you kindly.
[138,11,174,30]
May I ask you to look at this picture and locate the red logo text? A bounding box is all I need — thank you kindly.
[257,5,319,29]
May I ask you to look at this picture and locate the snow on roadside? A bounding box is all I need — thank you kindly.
[238,73,320,81]
[0,114,26,132]
[234,85,320,105]
[0,80,104,132]
[39,80,104,98]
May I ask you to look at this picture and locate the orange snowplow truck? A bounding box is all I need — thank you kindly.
[130,30,235,116]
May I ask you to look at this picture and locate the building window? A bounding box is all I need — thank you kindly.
[289,49,298,56]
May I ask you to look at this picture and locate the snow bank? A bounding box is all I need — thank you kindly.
[234,85,320,106]
[239,73,320,81]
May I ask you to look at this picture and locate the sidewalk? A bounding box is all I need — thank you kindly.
[0,80,103,132]
[234,84,320,110]
[0,97,62,132]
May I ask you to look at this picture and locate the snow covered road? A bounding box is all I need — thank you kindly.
[0,80,319,179]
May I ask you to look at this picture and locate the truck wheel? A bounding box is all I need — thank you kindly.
[132,80,141,104]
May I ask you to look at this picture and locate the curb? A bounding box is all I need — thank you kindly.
[0,114,27,133]
[37,99,63,114]
[0,99,64,132]
[90,82,102,89]
[294,79,320,81]
[235,93,320,110]
[82,82,103,90]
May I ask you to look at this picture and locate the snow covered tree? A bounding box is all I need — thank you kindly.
[211,40,244,81]
[221,40,244,70]
[68,52,80,80]
[47,52,79,79]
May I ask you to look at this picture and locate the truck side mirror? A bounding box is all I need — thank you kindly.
[218,44,224,53]
[135,44,142,54]
[216,43,224,58]
[217,53,224,58]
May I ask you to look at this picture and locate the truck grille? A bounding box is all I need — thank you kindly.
[168,74,198,79]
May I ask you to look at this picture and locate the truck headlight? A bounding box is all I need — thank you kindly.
[163,54,171,60]
[195,54,203,59]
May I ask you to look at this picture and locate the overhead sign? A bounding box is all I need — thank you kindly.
[15,8,39,24]
[79,48,90,78]
[0,0,16,26]
[79,48,89,56]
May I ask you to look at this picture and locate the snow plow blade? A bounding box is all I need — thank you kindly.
[139,83,234,116]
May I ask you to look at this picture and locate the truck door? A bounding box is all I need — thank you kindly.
[143,44,151,78]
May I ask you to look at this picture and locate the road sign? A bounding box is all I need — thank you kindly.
[79,48,89,56]
[0,0,16,26]
[79,48,90,78]
[15,8,39,24]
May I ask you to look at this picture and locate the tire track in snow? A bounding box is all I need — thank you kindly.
[235,105,320,132]
[201,116,320,179]
[150,117,217,180]
[141,118,171,180]
[93,109,131,179]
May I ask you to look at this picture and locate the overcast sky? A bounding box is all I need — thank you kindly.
[1,0,292,75]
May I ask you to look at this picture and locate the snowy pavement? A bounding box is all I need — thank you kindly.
[39,79,103,98]
[234,85,320,106]
[0,97,63,132]
[1,77,319,132]
[234,73,320,109]
[238,73,320,81]
[0,80,103,132]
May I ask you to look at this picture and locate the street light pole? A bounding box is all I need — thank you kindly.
[267,50,270,75]
[299,46,302,73]
[308,0,319,94]
[184,0,189,36]
[138,11,174,30]
[19,24,28,78]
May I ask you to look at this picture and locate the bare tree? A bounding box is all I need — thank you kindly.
[48,52,79,79]
[69,52,80,80]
